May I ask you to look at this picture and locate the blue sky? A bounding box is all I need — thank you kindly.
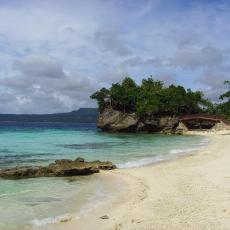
[0,0,229,113]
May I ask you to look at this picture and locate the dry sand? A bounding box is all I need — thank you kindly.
[49,130,230,230]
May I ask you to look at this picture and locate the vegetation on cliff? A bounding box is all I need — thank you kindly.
[214,81,230,119]
[91,77,230,120]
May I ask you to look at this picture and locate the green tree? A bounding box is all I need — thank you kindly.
[90,76,211,118]
[110,77,138,112]
[159,85,187,115]
[185,89,204,114]
[217,81,230,119]
[136,77,163,117]
[90,87,110,112]
[220,81,230,101]
[201,99,218,115]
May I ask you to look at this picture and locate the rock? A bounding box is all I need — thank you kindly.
[91,160,116,170]
[55,159,72,164]
[0,166,43,179]
[161,128,173,135]
[97,108,182,133]
[211,121,230,131]
[97,108,138,132]
[59,216,72,223]
[97,108,230,133]
[100,215,109,219]
[174,122,189,135]
[159,116,179,130]
[53,167,99,177]
[0,158,116,179]
[136,121,145,131]
[144,118,159,127]
[75,157,85,162]
[144,116,179,133]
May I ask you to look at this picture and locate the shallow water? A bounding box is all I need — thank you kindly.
[0,122,208,229]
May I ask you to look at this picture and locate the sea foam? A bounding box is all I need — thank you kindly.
[117,139,208,169]
[169,147,198,154]
[32,214,72,226]
[117,156,165,169]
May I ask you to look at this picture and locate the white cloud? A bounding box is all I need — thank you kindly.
[169,46,227,70]
[0,0,229,113]
[0,55,97,113]
[197,73,230,101]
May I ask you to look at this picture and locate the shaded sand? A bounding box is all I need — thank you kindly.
[44,131,230,230]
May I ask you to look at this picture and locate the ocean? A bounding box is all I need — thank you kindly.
[0,122,208,230]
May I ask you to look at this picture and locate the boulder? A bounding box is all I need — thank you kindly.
[0,158,116,179]
[97,108,138,132]
[144,116,179,133]
[75,157,85,162]
[174,122,189,135]
[0,166,42,179]
[91,160,116,170]
[97,108,181,133]
[159,116,179,130]
[136,121,145,131]
[211,121,230,131]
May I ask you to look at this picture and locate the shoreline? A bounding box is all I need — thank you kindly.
[35,130,230,230]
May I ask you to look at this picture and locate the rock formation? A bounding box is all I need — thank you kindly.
[97,108,138,132]
[211,121,230,131]
[97,108,230,134]
[174,122,189,135]
[97,108,179,133]
[0,157,116,179]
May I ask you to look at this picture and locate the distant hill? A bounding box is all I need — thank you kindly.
[0,108,99,123]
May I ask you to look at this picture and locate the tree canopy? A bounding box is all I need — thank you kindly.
[215,81,230,119]
[91,76,216,118]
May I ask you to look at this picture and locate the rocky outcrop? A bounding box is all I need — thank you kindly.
[97,108,138,132]
[97,109,230,133]
[174,122,189,135]
[211,121,230,131]
[97,108,179,133]
[0,157,116,179]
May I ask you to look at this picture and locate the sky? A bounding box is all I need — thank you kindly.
[0,0,229,114]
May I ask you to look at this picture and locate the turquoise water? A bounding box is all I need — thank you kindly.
[0,123,208,230]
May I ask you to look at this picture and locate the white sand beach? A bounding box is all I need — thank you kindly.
[51,131,230,230]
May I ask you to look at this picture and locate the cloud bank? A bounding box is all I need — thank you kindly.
[0,0,229,113]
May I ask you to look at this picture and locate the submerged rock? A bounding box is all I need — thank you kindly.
[0,158,116,179]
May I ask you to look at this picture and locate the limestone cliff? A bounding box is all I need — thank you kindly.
[97,108,180,133]
[97,108,230,134]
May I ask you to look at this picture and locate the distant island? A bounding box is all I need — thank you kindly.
[0,108,98,123]
[91,77,230,133]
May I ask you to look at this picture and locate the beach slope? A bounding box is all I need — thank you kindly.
[56,132,230,230]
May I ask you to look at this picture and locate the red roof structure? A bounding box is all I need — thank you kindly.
[179,114,230,125]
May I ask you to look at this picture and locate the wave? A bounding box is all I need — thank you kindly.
[32,214,72,226]
[117,139,208,169]
[117,156,165,169]
[0,190,33,198]
[195,137,210,146]
[31,194,111,226]
[169,147,199,154]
